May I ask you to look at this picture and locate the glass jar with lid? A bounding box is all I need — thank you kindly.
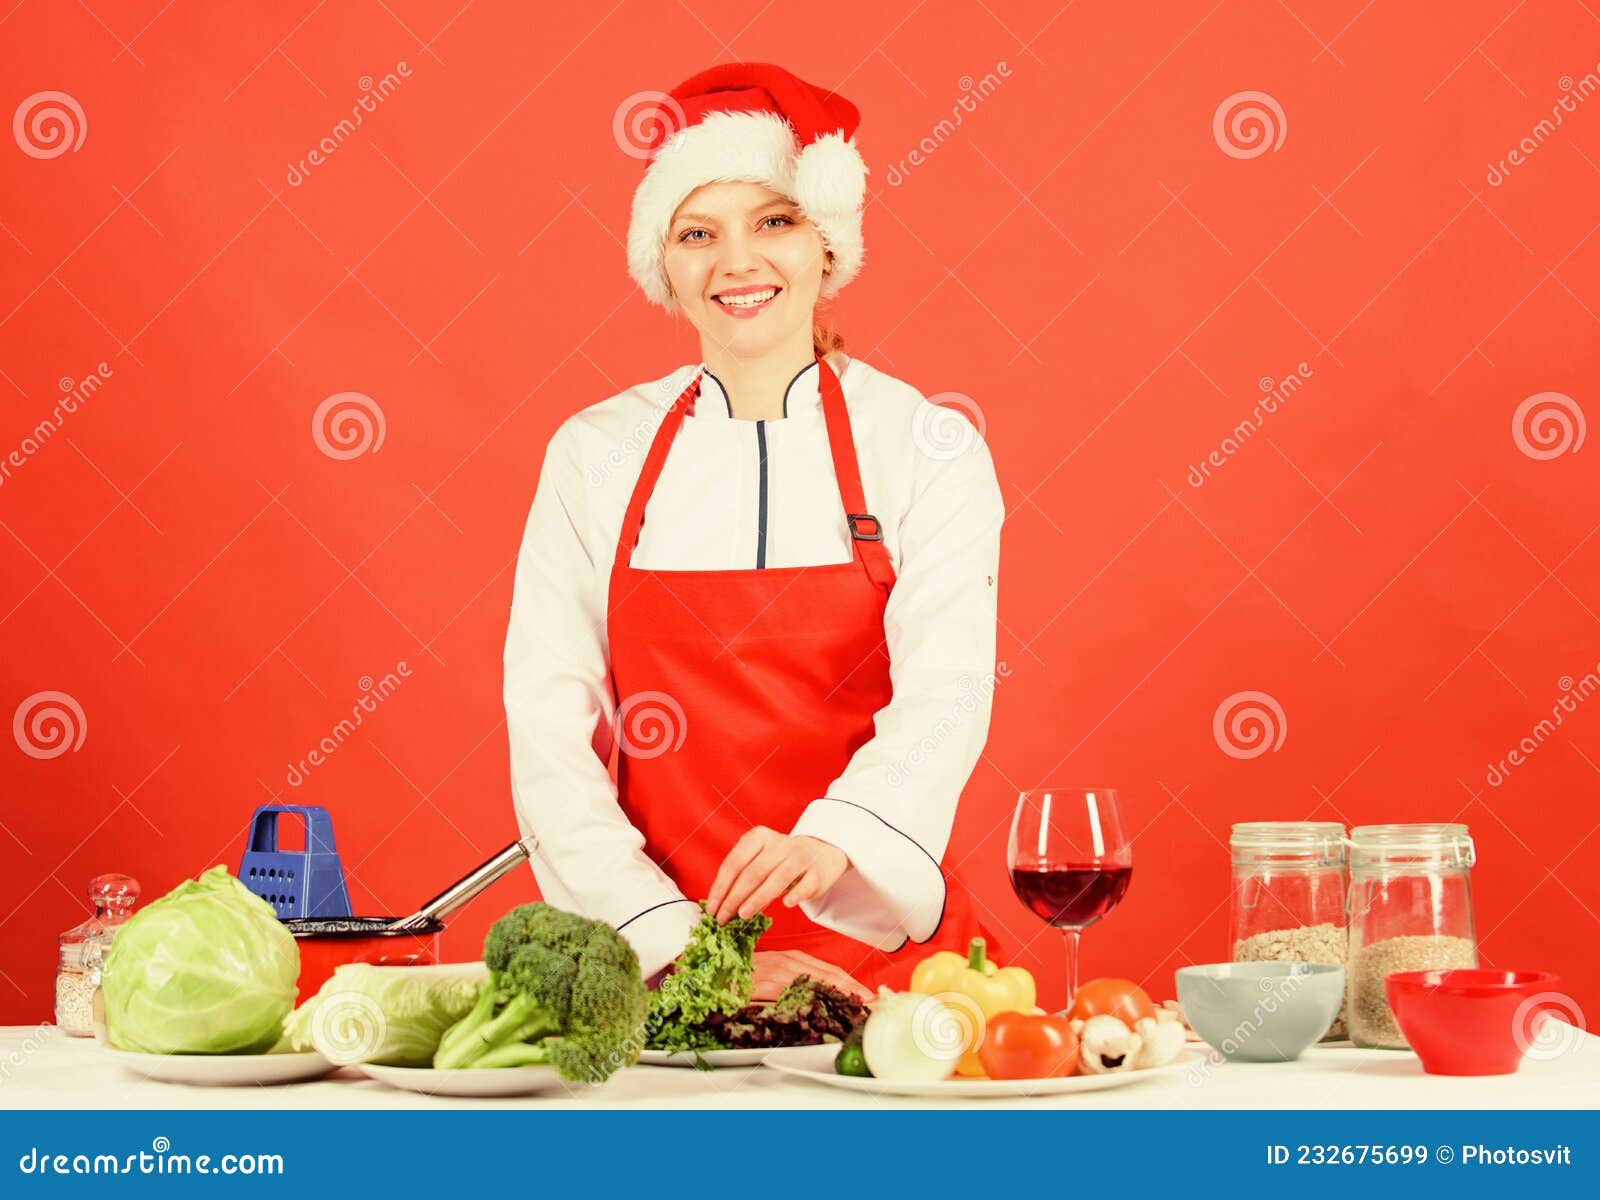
[1229,822,1349,1039]
[55,873,139,1037]
[1347,824,1478,1048]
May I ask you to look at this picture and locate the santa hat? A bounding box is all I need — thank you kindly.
[625,62,869,310]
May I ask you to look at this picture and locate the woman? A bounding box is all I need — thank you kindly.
[505,63,1006,997]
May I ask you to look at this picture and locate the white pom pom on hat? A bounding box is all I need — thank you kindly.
[624,62,869,310]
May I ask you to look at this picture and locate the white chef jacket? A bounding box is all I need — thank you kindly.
[503,351,1004,980]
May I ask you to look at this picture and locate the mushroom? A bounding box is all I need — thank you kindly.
[1076,1013,1142,1073]
[1133,1012,1187,1068]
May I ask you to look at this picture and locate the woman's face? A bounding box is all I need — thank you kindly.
[663,180,828,359]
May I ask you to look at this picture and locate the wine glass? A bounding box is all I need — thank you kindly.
[1007,788,1133,1011]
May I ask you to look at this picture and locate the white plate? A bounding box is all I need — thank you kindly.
[636,1043,835,1069]
[105,1047,335,1086]
[766,1045,1200,1097]
[360,1061,569,1098]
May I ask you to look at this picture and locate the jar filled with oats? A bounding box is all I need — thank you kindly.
[1347,824,1478,1049]
[1230,822,1349,1040]
[54,873,139,1036]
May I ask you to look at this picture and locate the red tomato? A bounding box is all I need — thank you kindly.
[1066,978,1156,1028]
[978,1011,1080,1080]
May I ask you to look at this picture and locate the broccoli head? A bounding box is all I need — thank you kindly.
[432,903,649,1082]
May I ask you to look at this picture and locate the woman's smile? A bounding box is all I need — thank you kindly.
[712,284,783,318]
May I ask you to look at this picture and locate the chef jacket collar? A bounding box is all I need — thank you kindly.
[691,358,821,421]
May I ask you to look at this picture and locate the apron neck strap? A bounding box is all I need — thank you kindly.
[614,355,895,591]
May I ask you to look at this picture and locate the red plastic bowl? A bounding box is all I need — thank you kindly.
[1385,969,1562,1076]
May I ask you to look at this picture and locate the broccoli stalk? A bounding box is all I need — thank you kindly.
[432,903,650,1081]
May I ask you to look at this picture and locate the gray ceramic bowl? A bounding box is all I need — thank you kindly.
[1175,962,1345,1062]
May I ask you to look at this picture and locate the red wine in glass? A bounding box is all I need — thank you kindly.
[1007,789,1132,1010]
[1010,863,1133,927]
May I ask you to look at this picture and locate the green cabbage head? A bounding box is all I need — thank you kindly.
[102,865,300,1054]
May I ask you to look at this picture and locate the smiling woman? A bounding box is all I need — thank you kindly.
[503,62,1007,997]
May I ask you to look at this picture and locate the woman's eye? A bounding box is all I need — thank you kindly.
[678,228,708,243]
[763,215,795,229]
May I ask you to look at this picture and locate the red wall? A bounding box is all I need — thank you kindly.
[2,1,1597,1026]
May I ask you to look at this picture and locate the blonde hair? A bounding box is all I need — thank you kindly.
[812,317,846,357]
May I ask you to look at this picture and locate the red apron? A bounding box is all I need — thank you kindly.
[606,353,1003,991]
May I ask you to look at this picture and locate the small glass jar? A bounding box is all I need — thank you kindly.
[1347,824,1478,1048]
[55,873,139,1037]
[1230,822,1349,1039]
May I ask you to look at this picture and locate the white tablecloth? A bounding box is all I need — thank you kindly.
[2,1025,1596,1110]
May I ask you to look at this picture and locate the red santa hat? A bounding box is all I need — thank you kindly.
[625,62,869,310]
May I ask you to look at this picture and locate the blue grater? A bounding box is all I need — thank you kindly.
[237,805,351,919]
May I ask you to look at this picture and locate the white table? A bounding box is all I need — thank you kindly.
[2,1024,1596,1110]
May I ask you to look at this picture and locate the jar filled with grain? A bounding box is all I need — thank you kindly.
[1230,822,1349,1039]
[54,873,139,1036]
[1347,824,1478,1049]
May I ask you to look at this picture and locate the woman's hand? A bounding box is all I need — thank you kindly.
[750,950,873,1003]
[707,826,850,923]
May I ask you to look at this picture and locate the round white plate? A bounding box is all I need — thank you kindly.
[636,1043,835,1069]
[766,1045,1200,1097]
[105,1047,335,1086]
[360,1061,568,1098]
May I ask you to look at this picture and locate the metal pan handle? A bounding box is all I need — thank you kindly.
[388,834,538,932]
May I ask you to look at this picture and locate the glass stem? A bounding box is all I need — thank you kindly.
[1061,926,1082,1013]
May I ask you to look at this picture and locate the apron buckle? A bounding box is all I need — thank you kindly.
[847,513,883,541]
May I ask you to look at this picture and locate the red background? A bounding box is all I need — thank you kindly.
[2,1,1598,1026]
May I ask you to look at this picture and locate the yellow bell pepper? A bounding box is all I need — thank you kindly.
[910,937,1037,1076]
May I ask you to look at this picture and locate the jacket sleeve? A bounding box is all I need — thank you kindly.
[503,424,699,979]
[788,410,1004,950]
